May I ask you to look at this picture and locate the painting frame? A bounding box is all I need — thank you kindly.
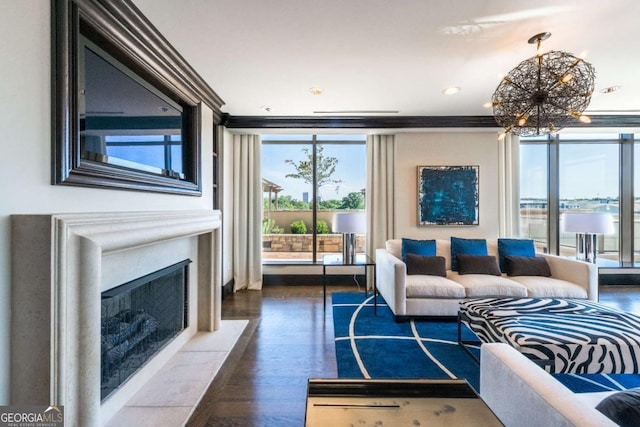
[417,165,479,226]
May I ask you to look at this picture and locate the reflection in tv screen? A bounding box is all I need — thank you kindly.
[80,45,186,179]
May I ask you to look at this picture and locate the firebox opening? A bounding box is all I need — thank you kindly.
[100,259,191,401]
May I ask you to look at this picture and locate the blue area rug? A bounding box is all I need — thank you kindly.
[332,292,640,394]
[332,292,481,390]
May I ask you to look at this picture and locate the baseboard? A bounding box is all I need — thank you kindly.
[599,274,640,286]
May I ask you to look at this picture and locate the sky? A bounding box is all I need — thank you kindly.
[520,135,638,200]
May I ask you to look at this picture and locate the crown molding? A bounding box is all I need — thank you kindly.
[221,115,497,129]
[221,114,640,129]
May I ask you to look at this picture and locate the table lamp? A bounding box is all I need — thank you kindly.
[560,212,614,263]
[332,212,366,264]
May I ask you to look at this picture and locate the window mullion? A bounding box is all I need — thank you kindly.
[548,135,560,255]
[620,134,634,265]
[312,135,318,262]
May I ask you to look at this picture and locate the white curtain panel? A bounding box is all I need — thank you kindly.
[231,134,263,290]
[366,134,396,266]
[498,133,520,237]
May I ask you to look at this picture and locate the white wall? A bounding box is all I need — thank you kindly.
[0,1,214,403]
[394,132,500,239]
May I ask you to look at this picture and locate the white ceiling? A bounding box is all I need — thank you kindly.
[132,0,640,119]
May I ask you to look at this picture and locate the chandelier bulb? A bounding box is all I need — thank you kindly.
[579,114,592,124]
[560,73,573,84]
[517,113,530,126]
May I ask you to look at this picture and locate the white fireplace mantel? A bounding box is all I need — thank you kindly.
[11,210,223,426]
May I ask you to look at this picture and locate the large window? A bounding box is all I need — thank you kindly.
[261,135,366,262]
[520,133,631,265]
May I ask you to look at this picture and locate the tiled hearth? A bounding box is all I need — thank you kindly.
[10,211,244,426]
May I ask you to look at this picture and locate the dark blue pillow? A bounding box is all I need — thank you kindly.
[498,238,535,272]
[401,238,436,262]
[450,237,487,271]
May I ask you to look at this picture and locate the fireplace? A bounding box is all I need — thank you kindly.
[101,260,191,401]
[10,211,223,426]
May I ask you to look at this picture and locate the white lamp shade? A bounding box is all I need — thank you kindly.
[560,212,615,234]
[332,212,366,233]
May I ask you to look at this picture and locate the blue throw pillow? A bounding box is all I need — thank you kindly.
[498,238,535,272]
[401,238,436,262]
[450,237,487,271]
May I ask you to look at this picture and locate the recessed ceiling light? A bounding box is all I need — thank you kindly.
[600,85,621,94]
[309,87,323,95]
[443,86,461,95]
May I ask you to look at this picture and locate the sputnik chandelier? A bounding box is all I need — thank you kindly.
[492,32,596,137]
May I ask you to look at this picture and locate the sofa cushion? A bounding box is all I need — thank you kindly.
[405,254,446,277]
[451,237,488,271]
[509,276,588,298]
[405,275,466,298]
[498,238,536,272]
[596,388,640,426]
[457,255,501,276]
[401,238,436,262]
[447,271,527,297]
[505,255,551,277]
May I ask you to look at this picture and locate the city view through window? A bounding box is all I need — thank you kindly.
[520,134,640,263]
[261,135,366,262]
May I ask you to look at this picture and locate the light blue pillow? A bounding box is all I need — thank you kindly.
[450,237,487,271]
[498,238,535,272]
[401,238,436,263]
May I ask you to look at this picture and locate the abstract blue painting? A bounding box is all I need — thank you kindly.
[418,165,479,225]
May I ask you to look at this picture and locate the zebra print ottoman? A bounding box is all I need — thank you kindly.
[459,298,640,374]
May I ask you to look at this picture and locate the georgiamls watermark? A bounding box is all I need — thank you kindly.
[0,405,64,427]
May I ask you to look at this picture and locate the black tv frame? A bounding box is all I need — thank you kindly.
[51,0,224,195]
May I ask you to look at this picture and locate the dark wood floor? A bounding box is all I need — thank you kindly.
[187,284,640,427]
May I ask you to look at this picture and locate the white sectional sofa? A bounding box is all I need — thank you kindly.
[480,343,617,427]
[375,238,598,319]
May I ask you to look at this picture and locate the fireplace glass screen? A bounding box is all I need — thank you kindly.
[101,259,190,401]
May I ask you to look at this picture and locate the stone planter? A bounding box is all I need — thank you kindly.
[262,234,365,253]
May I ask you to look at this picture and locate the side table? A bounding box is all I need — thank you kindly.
[322,254,376,313]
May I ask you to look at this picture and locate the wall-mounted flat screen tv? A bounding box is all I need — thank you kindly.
[80,39,187,179]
